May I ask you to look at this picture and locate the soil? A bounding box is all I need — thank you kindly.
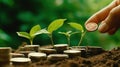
[7,46,120,67]
[30,48,120,67]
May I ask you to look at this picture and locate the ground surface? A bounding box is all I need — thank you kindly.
[30,48,120,67]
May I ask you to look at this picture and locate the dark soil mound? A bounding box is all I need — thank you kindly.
[31,48,120,67]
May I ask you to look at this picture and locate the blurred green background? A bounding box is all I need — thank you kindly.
[1,0,120,50]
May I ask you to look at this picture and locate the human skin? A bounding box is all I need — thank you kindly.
[85,0,120,35]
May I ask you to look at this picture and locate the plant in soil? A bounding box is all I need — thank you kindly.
[17,25,42,45]
[68,22,86,46]
[43,19,66,46]
[58,31,78,47]
[5,19,120,67]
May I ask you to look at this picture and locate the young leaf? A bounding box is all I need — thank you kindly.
[59,31,72,36]
[17,32,30,39]
[33,29,50,36]
[39,29,50,34]
[59,32,68,36]
[48,19,66,33]
[68,22,84,33]
[30,24,41,37]
[59,31,78,37]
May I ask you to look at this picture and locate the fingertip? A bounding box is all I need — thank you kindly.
[98,21,109,33]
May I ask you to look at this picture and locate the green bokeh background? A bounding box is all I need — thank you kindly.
[0,0,120,50]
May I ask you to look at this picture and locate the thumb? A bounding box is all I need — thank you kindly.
[85,0,119,31]
[98,5,120,34]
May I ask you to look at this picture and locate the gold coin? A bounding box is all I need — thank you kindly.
[86,23,98,31]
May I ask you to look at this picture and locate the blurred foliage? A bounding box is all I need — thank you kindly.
[1,0,119,50]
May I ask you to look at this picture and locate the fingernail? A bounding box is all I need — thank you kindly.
[98,22,108,33]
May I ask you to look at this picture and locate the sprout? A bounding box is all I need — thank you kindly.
[68,22,86,46]
[44,19,66,46]
[58,31,78,46]
[17,25,43,45]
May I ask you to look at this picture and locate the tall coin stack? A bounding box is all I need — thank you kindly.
[0,47,11,64]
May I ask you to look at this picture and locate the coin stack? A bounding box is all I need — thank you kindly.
[24,45,40,52]
[0,47,11,64]
[28,52,47,62]
[10,57,31,67]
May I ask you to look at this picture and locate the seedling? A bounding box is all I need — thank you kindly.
[17,25,43,45]
[68,22,86,46]
[43,19,66,46]
[58,31,78,46]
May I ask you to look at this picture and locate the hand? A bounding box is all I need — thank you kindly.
[85,0,120,35]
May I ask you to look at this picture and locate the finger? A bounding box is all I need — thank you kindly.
[108,27,118,35]
[98,21,110,33]
[85,0,119,31]
[98,5,120,33]
[85,0,118,25]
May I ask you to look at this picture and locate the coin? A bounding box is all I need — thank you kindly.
[86,23,98,31]
[10,57,31,63]
[64,50,81,54]
[47,54,68,61]
[28,52,47,62]
[64,50,81,58]
[39,48,56,54]
[28,52,46,58]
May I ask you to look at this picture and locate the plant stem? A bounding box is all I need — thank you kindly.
[49,34,54,46]
[30,37,34,45]
[30,38,33,45]
[67,36,70,47]
[78,31,86,46]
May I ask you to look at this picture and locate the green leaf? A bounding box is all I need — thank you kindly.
[33,29,50,36]
[59,31,72,35]
[59,32,67,35]
[59,31,78,37]
[17,32,30,39]
[40,29,50,34]
[68,22,84,33]
[71,32,79,35]
[30,25,41,37]
[48,19,66,33]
